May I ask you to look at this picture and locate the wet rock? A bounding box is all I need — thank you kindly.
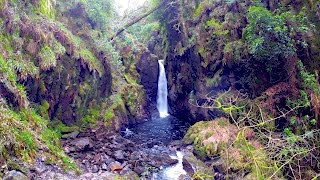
[119,164,132,175]
[136,52,159,103]
[93,154,103,165]
[161,154,179,166]
[104,156,115,166]
[64,146,76,153]
[178,174,192,180]
[101,163,108,171]
[121,170,140,180]
[182,158,194,175]
[129,151,142,160]
[113,150,125,161]
[133,166,145,175]
[91,165,99,173]
[79,171,119,180]
[3,170,28,180]
[109,162,122,171]
[72,137,93,151]
[61,131,79,139]
[147,153,178,167]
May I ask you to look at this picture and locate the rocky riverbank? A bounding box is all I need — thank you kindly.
[2,121,226,180]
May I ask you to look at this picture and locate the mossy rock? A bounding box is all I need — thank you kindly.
[222,130,279,179]
[183,118,238,158]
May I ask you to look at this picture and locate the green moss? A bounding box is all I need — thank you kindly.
[39,45,56,70]
[7,160,27,173]
[205,18,222,28]
[78,49,104,76]
[41,128,79,171]
[297,60,320,94]
[48,120,79,134]
[52,39,66,55]
[16,131,36,151]
[103,94,126,124]
[104,109,114,121]
[34,0,55,19]
[0,54,17,83]
[194,2,204,18]
[227,131,278,179]
[124,73,137,84]
[82,107,101,124]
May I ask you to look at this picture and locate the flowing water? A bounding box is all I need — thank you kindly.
[157,60,169,118]
[127,60,189,179]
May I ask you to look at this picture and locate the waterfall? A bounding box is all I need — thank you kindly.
[157,60,169,118]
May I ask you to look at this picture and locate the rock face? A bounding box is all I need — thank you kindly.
[136,51,159,105]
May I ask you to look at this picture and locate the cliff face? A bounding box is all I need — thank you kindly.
[160,0,320,123]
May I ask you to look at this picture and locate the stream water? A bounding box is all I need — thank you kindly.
[127,60,190,179]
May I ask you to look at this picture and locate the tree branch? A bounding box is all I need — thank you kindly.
[110,1,166,41]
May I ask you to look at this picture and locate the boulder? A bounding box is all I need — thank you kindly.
[101,163,108,171]
[61,131,79,139]
[91,165,99,173]
[3,170,28,180]
[113,150,125,161]
[133,166,145,175]
[72,137,93,151]
[109,162,122,171]
[182,158,194,175]
[183,118,238,159]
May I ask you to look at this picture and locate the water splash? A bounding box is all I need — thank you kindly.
[164,151,187,179]
[157,60,169,118]
[153,151,187,180]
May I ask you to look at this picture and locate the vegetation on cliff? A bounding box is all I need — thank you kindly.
[0,0,319,179]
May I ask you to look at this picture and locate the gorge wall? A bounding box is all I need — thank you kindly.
[159,0,320,124]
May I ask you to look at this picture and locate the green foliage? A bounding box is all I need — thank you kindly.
[39,45,57,70]
[79,49,104,75]
[192,172,214,180]
[97,37,123,71]
[104,94,125,123]
[34,0,55,19]
[297,60,320,94]
[83,107,100,124]
[287,90,310,108]
[8,58,39,80]
[127,22,160,43]
[41,128,78,171]
[52,39,66,56]
[223,40,245,64]
[124,73,137,84]
[194,2,204,18]
[81,0,114,29]
[205,18,229,36]
[48,120,79,134]
[243,6,295,60]
[104,109,114,122]
[0,101,77,170]
[284,128,297,143]
[205,18,221,28]
[230,131,278,179]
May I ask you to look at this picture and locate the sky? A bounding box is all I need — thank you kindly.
[115,0,148,16]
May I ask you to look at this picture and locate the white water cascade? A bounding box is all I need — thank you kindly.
[157,60,169,118]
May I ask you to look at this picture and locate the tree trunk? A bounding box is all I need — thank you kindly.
[110,1,166,41]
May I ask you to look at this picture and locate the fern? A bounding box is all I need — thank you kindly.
[39,45,56,70]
